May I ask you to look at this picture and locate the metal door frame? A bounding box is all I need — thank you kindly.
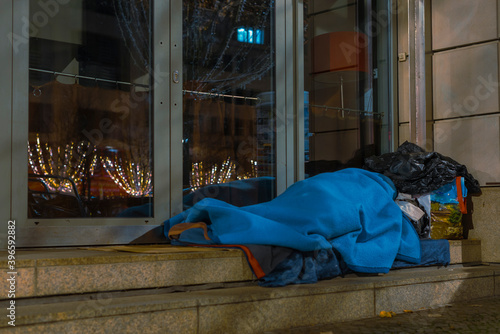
[397,0,427,147]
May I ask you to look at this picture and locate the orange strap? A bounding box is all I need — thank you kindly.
[168,227,267,278]
[168,222,211,241]
[200,244,267,279]
[456,177,467,214]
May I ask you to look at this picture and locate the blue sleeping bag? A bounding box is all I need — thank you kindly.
[165,168,420,274]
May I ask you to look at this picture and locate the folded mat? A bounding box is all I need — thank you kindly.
[165,168,421,278]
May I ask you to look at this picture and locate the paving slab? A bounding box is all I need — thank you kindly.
[267,295,500,334]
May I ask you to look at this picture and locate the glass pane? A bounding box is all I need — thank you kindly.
[28,0,153,218]
[304,0,392,177]
[182,1,276,209]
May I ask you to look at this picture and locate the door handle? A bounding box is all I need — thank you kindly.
[172,70,180,84]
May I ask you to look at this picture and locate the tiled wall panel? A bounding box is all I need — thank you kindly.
[434,115,500,185]
[433,42,499,120]
[432,0,497,50]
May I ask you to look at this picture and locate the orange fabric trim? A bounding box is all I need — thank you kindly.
[224,244,266,279]
[456,177,467,214]
[168,223,266,278]
[189,244,266,279]
[168,222,211,241]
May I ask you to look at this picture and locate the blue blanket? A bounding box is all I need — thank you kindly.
[165,168,421,274]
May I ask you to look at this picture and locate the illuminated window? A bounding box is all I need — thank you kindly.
[237,27,264,45]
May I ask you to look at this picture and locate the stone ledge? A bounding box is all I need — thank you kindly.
[1,265,498,334]
[0,246,244,269]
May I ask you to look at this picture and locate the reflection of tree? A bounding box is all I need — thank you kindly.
[28,81,98,194]
[113,0,151,73]
[28,134,97,194]
[183,0,274,94]
[189,157,235,191]
[29,81,81,146]
[107,88,152,197]
[102,151,152,197]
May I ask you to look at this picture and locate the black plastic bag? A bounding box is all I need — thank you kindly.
[363,141,481,195]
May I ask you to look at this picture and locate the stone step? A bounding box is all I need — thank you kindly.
[1,246,254,300]
[0,240,483,300]
[1,264,499,333]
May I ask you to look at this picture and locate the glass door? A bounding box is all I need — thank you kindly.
[303,0,394,177]
[181,1,277,207]
[11,0,170,247]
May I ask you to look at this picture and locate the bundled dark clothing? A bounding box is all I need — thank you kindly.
[364,141,481,195]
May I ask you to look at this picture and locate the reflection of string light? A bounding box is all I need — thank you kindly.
[102,154,152,197]
[190,157,235,191]
[237,159,258,180]
[28,134,96,193]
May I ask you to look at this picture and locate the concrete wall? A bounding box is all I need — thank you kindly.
[468,188,500,263]
[430,0,500,262]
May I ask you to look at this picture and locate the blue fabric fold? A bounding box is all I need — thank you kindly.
[260,238,449,287]
[165,168,421,274]
[258,249,347,287]
[392,238,450,268]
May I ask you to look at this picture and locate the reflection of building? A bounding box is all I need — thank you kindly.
[304,91,310,162]
[256,92,275,177]
[304,3,381,176]
[182,92,261,189]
